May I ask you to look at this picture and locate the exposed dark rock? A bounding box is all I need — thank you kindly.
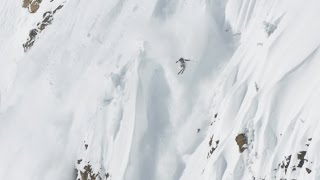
[207,136,219,159]
[275,149,311,176]
[75,160,111,180]
[209,135,213,146]
[292,166,296,171]
[284,155,291,174]
[23,28,38,52]
[22,0,31,8]
[297,151,306,168]
[306,168,312,174]
[235,133,247,153]
[79,164,99,180]
[53,5,64,14]
[29,1,40,13]
[209,146,216,154]
[23,4,64,52]
[38,11,53,31]
[22,0,42,13]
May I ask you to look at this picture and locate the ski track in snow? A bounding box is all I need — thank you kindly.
[1,0,320,180]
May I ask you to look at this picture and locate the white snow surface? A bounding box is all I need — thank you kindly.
[1,0,320,179]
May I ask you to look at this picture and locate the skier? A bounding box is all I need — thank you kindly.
[176,57,190,75]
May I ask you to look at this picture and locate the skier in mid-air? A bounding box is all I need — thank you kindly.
[176,57,190,75]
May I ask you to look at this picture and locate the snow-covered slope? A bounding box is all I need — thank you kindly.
[1,0,320,179]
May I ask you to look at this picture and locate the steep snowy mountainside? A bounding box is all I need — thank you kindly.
[182,0,320,180]
[1,0,320,180]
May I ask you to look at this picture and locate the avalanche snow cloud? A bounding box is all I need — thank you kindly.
[1,0,320,179]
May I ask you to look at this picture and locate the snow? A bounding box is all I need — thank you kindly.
[1,0,320,180]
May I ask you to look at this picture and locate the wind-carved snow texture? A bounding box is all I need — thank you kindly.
[1,0,320,180]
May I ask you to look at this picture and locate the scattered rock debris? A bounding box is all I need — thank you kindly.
[210,113,218,125]
[75,159,112,180]
[80,164,98,180]
[75,140,112,180]
[281,155,291,174]
[235,133,247,153]
[105,173,110,179]
[23,4,64,52]
[274,139,313,178]
[38,11,54,31]
[306,138,312,146]
[207,135,220,159]
[23,28,38,52]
